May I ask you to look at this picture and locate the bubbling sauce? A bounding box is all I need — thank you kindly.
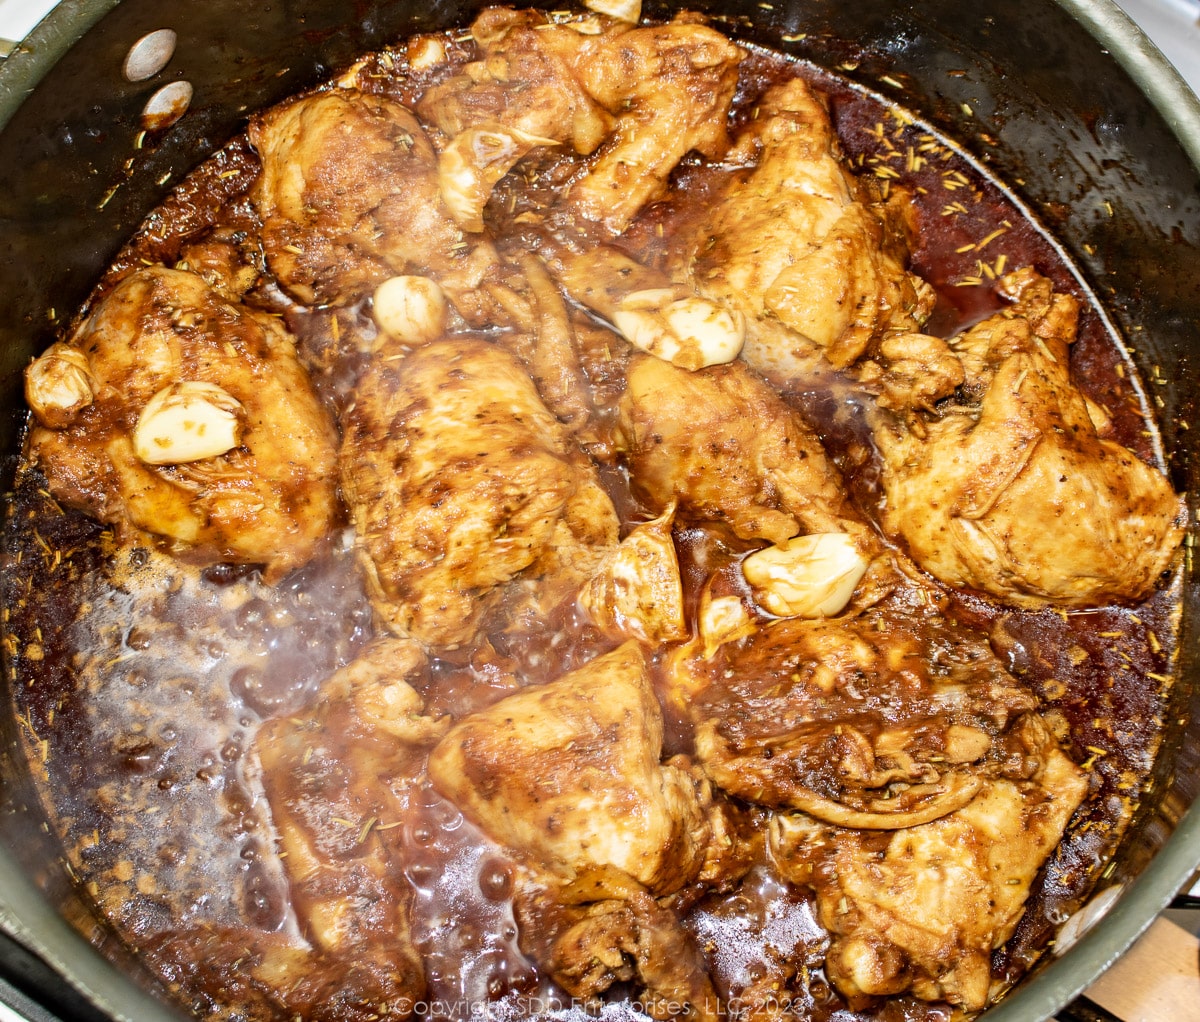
[1,11,1181,1022]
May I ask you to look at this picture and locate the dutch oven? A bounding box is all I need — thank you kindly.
[1,0,1199,1020]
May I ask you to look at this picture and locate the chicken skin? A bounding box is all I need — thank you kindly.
[676,587,1047,830]
[339,336,619,649]
[23,266,338,583]
[429,642,709,894]
[416,7,614,154]
[255,639,447,1020]
[429,642,722,1020]
[873,269,1185,608]
[417,7,744,235]
[249,88,503,322]
[674,583,1087,1011]
[682,78,933,383]
[617,353,881,558]
[563,16,744,233]
[772,714,1087,1012]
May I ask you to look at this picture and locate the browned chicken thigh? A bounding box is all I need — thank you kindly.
[617,353,881,557]
[682,78,934,382]
[563,16,744,233]
[249,88,504,322]
[772,714,1087,1012]
[429,642,724,1021]
[416,6,615,153]
[339,336,619,649]
[873,269,1185,608]
[673,585,1087,1011]
[417,7,743,235]
[678,590,1045,827]
[429,642,709,893]
[23,266,339,582]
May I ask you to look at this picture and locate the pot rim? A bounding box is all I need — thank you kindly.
[1,1,1199,1021]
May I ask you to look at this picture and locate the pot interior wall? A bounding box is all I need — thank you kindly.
[1,0,1198,1019]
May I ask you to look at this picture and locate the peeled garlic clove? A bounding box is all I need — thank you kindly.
[25,343,94,429]
[662,297,745,367]
[133,381,242,465]
[742,533,869,618]
[612,290,745,371]
[584,0,642,22]
[612,304,680,363]
[373,275,447,344]
[407,36,447,71]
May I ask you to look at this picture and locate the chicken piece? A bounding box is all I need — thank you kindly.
[255,639,447,1020]
[617,353,883,567]
[510,253,598,438]
[176,230,260,298]
[419,9,744,235]
[249,88,504,322]
[873,268,1185,608]
[416,7,615,156]
[861,329,967,413]
[516,872,721,1022]
[24,266,338,583]
[682,78,933,382]
[339,336,619,648]
[428,642,710,894]
[564,17,744,233]
[771,713,1087,1012]
[676,586,1045,829]
[429,642,723,1020]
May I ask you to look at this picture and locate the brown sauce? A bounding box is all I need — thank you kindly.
[0,15,1181,1022]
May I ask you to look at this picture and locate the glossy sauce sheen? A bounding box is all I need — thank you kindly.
[1,23,1180,1022]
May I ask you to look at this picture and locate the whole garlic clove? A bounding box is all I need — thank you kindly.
[132,381,243,465]
[583,0,642,22]
[742,533,869,618]
[25,343,94,429]
[372,275,448,345]
[612,289,745,371]
[407,36,447,71]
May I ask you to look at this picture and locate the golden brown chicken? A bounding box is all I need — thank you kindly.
[23,266,339,583]
[249,88,505,323]
[339,336,619,649]
[673,581,1087,1011]
[417,7,744,235]
[563,16,744,233]
[415,7,614,153]
[515,874,722,1022]
[429,642,709,893]
[675,587,1048,829]
[681,78,933,382]
[429,642,723,1020]
[873,268,1185,608]
[772,713,1087,1012]
[254,639,447,1020]
[617,353,883,565]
